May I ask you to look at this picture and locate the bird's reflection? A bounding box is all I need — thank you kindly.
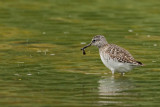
[98,76,134,105]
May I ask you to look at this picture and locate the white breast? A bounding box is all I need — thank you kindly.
[99,50,134,73]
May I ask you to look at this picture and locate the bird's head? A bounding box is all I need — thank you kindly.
[81,35,108,55]
[91,35,107,48]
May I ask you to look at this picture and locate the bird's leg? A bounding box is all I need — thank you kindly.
[111,69,115,77]
[112,71,114,75]
[121,72,125,76]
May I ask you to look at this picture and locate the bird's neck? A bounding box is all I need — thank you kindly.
[98,42,108,48]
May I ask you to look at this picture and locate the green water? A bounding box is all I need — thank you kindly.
[0,0,160,107]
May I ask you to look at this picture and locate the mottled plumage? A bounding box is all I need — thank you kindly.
[81,35,143,75]
[100,44,139,65]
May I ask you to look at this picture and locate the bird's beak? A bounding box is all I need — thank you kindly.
[81,42,92,49]
[81,42,92,55]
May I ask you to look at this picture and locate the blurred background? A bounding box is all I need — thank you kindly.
[0,0,160,107]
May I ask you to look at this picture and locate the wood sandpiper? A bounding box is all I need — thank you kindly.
[81,35,143,75]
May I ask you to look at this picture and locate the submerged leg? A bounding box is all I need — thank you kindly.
[112,71,114,75]
[111,69,115,77]
[121,72,125,76]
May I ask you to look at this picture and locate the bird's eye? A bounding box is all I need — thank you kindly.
[92,40,96,42]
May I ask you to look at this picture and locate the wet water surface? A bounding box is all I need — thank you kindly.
[0,0,160,107]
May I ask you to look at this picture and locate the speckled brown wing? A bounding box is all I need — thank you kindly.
[105,44,141,65]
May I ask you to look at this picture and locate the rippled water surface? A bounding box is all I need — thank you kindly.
[0,0,160,107]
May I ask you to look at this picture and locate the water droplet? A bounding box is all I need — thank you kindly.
[128,29,133,32]
[14,74,19,76]
[64,32,69,34]
[147,35,150,37]
[153,44,157,46]
[81,42,86,44]
[42,32,46,35]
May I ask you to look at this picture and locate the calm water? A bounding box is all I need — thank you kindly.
[0,0,160,107]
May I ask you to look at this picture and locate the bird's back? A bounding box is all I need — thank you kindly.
[100,44,142,65]
[99,44,143,73]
